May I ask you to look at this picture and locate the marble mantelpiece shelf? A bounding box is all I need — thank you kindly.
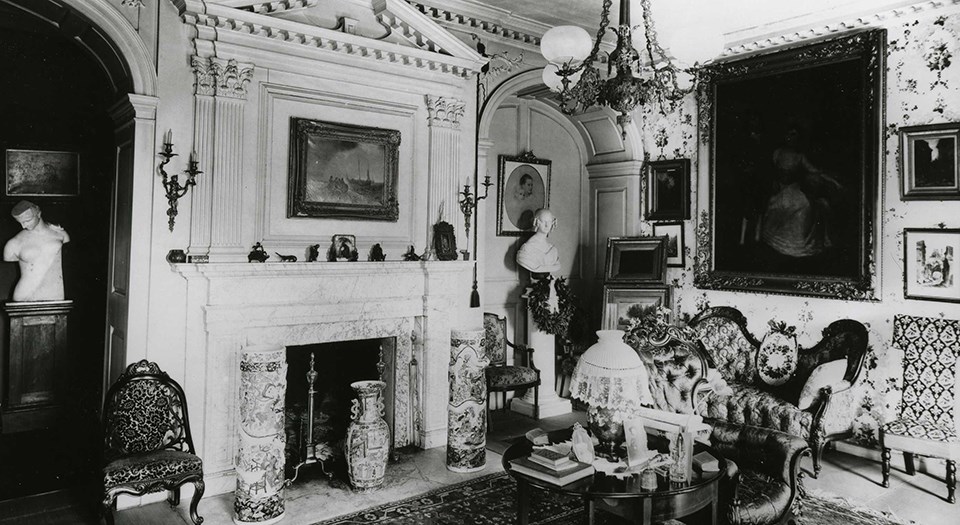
[170,260,474,279]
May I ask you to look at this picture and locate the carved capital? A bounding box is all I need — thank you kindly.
[425,95,465,129]
[191,56,215,96]
[211,58,254,100]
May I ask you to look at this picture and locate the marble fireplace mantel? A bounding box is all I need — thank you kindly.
[172,260,477,496]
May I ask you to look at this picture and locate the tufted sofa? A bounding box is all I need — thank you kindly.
[688,306,868,476]
[627,325,711,414]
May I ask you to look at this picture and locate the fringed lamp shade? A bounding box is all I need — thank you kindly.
[569,330,653,419]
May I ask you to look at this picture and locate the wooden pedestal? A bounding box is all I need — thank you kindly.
[1,300,73,433]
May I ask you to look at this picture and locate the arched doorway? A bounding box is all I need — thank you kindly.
[0,0,156,502]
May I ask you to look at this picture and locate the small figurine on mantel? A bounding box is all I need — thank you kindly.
[369,244,386,262]
[248,242,270,263]
[275,252,297,262]
[401,245,421,261]
[3,200,70,301]
[516,208,561,276]
[307,244,321,262]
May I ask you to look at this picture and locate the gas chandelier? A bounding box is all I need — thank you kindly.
[540,0,722,137]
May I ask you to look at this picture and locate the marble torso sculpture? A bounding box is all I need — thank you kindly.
[516,208,561,274]
[3,201,70,301]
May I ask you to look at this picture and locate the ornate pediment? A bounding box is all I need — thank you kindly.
[176,0,486,79]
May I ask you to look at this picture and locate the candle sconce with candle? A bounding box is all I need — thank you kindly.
[457,174,493,260]
[158,130,202,232]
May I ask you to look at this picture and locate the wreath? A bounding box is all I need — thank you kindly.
[527,277,576,336]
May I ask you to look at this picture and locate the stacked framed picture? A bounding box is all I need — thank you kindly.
[601,237,671,330]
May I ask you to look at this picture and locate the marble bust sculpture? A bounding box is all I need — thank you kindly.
[516,208,561,274]
[3,200,70,301]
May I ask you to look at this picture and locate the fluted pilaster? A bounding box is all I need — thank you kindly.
[425,95,465,248]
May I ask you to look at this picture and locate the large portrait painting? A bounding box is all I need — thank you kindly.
[496,152,551,236]
[5,149,79,197]
[287,118,400,220]
[695,29,885,300]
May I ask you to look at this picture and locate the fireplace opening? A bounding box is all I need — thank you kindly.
[284,337,396,481]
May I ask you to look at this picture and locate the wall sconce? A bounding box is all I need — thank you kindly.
[458,174,493,260]
[158,130,202,232]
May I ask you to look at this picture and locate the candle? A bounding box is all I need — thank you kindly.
[164,129,172,144]
[190,151,197,164]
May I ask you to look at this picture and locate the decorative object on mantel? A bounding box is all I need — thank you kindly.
[447,328,489,472]
[274,253,297,263]
[327,234,359,262]
[247,242,269,263]
[433,221,458,261]
[166,249,187,264]
[903,228,960,303]
[236,345,287,525]
[157,130,202,232]
[401,245,421,261]
[307,244,320,262]
[368,243,386,261]
[344,380,391,491]
[568,330,653,456]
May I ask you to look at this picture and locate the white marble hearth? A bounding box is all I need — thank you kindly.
[172,261,478,497]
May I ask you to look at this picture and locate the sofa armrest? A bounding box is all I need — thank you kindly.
[815,381,861,437]
[708,419,810,483]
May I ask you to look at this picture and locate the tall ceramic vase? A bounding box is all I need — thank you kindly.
[344,380,391,491]
[447,328,489,472]
[235,345,287,525]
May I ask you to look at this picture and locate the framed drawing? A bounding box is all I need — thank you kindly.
[652,222,685,267]
[900,122,960,200]
[696,29,885,300]
[903,228,959,303]
[5,149,79,196]
[287,118,400,221]
[496,152,551,236]
[601,285,673,331]
[645,159,690,220]
[604,237,667,283]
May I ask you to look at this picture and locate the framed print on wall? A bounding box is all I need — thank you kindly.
[903,228,959,303]
[5,149,79,197]
[287,117,400,221]
[645,159,690,220]
[604,236,668,284]
[601,285,673,331]
[899,122,960,200]
[695,29,885,300]
[496,151,551,236]
[652,222,685,267]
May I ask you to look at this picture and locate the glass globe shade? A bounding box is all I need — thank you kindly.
[541,64,582,93]
[540,25,593,66]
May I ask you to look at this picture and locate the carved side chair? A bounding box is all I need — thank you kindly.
[483,312,540,425]
[102,360,204,524]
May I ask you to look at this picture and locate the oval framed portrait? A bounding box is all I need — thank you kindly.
[496,153,551,236]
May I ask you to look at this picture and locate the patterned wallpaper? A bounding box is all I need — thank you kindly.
[636,9,960,446]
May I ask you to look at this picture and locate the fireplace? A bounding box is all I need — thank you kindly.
[284,337,396,481]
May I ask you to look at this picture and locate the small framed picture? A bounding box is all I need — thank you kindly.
[5,149,80,197]
[328,234,359,261]
[903,228,959,303]
[604,237,668,283]
[496,152,551,236]
[900,123,960,200]
[652,222,685,268]
[601,285,673,330]
[645,159,690,220]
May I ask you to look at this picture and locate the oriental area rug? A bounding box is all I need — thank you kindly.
[312,473,913,525]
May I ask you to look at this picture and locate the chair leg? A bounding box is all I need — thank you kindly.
[102,493,116,525]
[881,447,891,488]
[168,487,181,507]
[947,460,956,504]
[189,479,205,525]
[533,385,539,420]
[812,437,824,479]
[904,452,916,476]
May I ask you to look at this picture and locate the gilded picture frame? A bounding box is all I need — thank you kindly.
[604,236,668,284]
[899,122,960,200]
[645,159,690,220]
[496,152,551,236]
[601,285,673,331]
[288,118,400,221]
[695,29,885,300]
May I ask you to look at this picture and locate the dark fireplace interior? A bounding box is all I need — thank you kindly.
[284,337,396,480]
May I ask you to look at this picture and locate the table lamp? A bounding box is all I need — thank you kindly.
[568,330,653,455]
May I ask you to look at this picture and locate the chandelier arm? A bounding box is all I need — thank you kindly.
[586,0,613,68]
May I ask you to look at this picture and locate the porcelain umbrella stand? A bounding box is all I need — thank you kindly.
[235,345,287,525]
[446,328,489,472]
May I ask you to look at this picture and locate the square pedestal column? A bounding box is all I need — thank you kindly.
[511,300,571,419]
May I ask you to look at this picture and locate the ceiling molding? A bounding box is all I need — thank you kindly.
[179,0,486,79]
[408,1,543,52]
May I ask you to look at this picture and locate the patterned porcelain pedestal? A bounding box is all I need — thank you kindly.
[344,380,391,491]
[235,345,287,525]
[447,328,489,472]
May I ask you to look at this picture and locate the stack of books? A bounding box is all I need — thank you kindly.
[509,448,595,486]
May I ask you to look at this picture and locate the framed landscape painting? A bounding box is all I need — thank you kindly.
[287,118,400,221]
[903,228,959,303]
[496,152,550,236]
[601,285,672,331]
[899,122,960,200]
[5,149,79,196]
[652,222,685,267]
[695,29,885,300]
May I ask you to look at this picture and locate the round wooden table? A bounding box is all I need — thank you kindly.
[502,428,726,525]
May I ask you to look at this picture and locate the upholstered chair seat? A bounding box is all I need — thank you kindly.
[483,312,540,422]
[485,365,539,389]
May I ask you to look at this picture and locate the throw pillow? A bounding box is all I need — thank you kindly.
[798,359,847,410]
[756,330,798,386]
